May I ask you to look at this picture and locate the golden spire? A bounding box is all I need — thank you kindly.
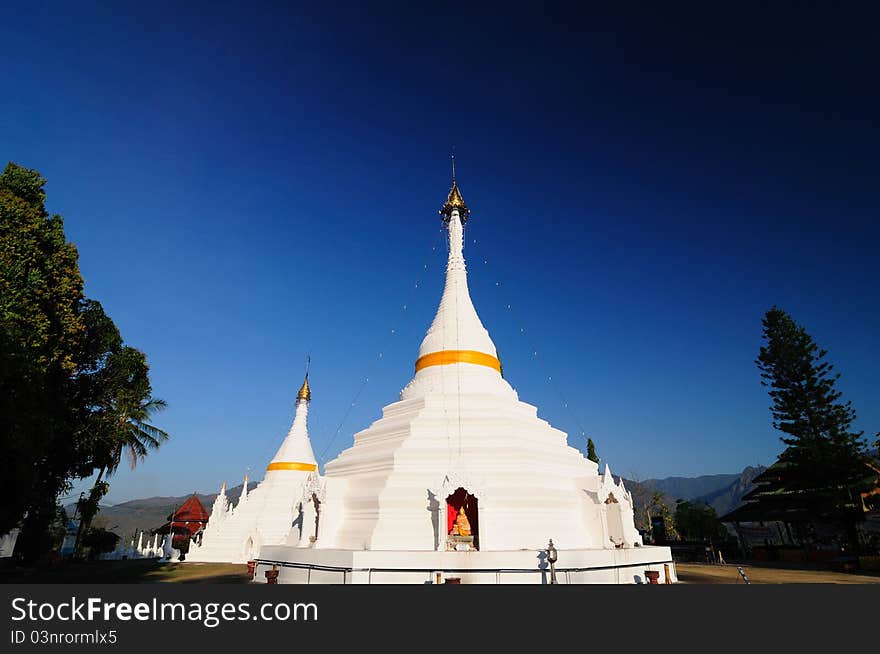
[440,150,470,222]
[296,355,312,402]
[297,374,311,402]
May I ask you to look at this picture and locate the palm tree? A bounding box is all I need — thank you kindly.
[74,397,168,557]
[96,347,170,483]
[74,347,170,556]
[107,397,169,477]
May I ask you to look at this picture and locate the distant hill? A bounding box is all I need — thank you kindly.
[694,466,766,517]
[66,484,246,540]
[638,474,742,503]
[624,465,766,524]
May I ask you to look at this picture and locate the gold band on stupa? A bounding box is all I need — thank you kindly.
[415,350,501,373]
[266,462,317,472]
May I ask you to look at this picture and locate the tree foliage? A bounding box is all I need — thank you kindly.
[0,162,168,561]
[649,491,679,541]
[76,481,110,534]
[747,307,870,549]
[674,500,727,542]
[81,528,120,559]
[586,437,599,465]
[1,162,86,557]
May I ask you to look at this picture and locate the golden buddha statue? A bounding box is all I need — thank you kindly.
[451,507,472,537]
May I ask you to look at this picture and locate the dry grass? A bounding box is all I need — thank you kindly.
[0,559,250,584]
[676,562,880,584]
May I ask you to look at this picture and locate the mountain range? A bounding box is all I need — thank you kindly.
[628,465,766,518]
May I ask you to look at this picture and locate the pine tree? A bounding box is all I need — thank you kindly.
[586,437,599,465]
[750,307,869,553]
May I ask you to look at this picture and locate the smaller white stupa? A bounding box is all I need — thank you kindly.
[162,530,179,562]
[187,373,318,563]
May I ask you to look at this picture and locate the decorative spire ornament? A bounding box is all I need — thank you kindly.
[297,376,311,402]
[239,471,249,506]
[440,150,469,223]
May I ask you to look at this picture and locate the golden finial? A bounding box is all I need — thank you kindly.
[297,356,311,401]
[440,149,469,223]
[297,375,311,402]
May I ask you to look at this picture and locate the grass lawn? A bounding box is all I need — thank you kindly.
[676,562,880,584]
[0,559,250,584]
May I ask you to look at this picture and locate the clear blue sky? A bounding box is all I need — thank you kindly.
[2,3,877,504]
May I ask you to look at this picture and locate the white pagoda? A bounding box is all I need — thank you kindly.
[187,375,319,563]
[255,173,676,583]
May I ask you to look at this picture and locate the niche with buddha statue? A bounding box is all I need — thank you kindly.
[445,487,478,551]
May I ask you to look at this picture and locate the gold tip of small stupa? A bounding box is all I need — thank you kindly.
[297,374,311,402]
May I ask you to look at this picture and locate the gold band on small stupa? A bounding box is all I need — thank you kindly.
[266,462,317,472]
[415,350,501,373]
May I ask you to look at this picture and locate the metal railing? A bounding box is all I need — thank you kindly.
[254,557,675,584]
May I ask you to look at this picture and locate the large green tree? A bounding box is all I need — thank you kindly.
[1,163,86,557]
[0,162,168,561]
[750,307,870,552]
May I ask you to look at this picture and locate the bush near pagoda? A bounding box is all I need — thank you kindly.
[649,491,679,542]
[674,500,727,542]
[0,162,167,562]
[81,528,120,560]
[745,307,872,553]
[586,437,599,465]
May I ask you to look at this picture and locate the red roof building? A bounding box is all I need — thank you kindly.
[155,495,210,547]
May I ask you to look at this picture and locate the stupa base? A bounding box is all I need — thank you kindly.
[254,545,676,584]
